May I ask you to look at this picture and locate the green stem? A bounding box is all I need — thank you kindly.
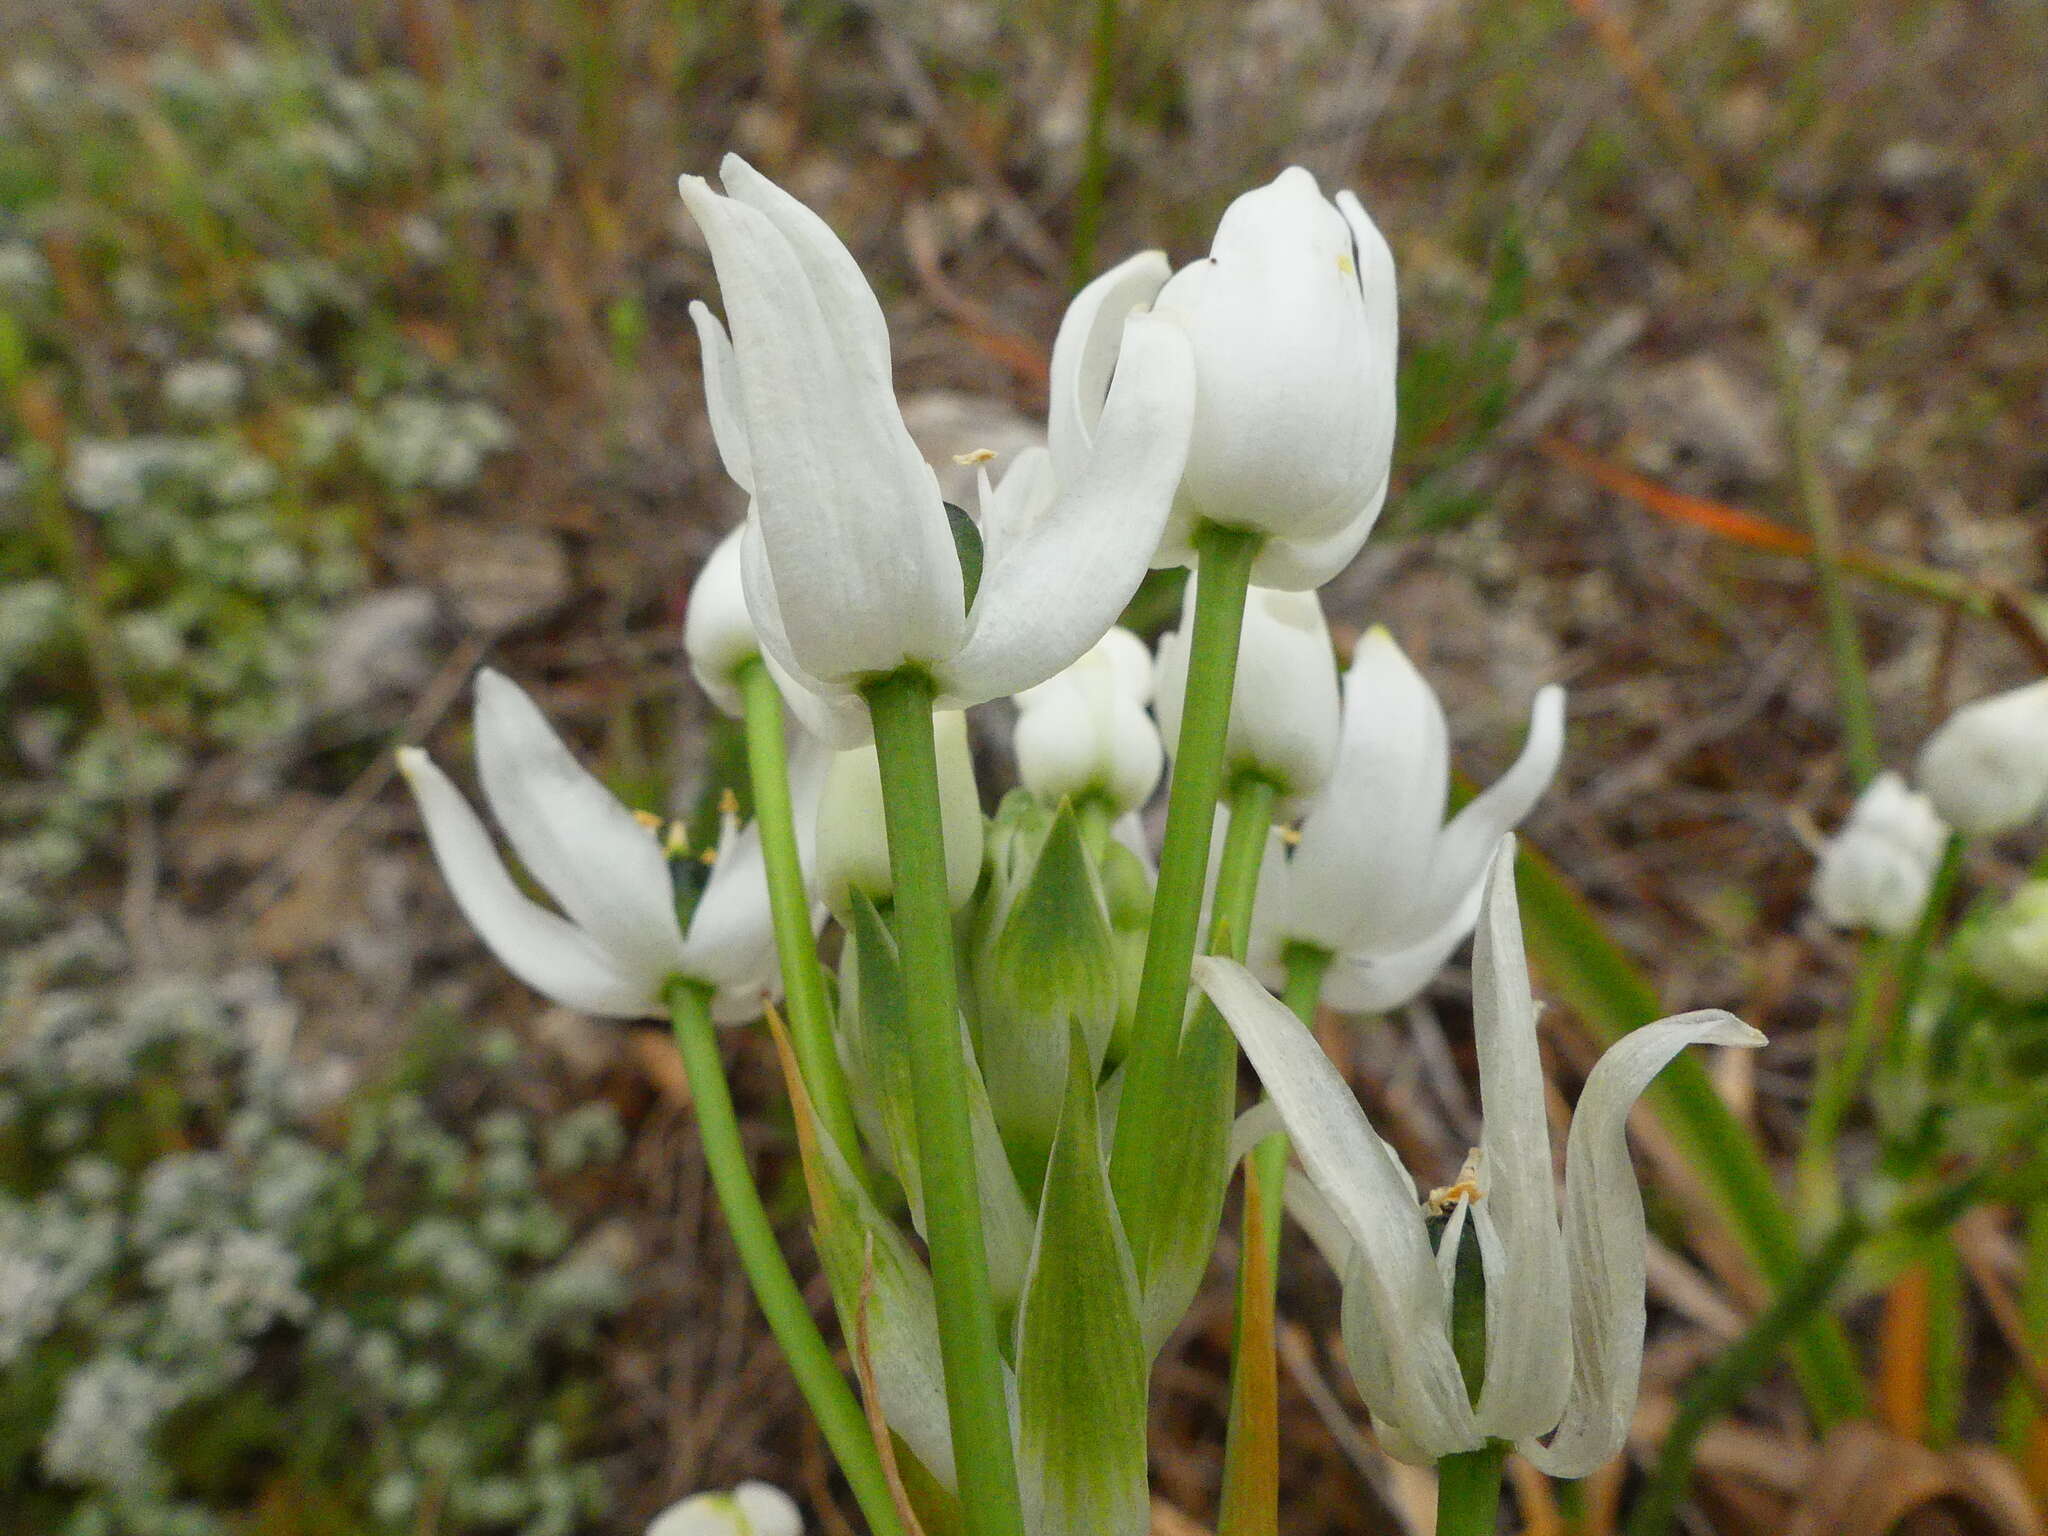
[1111,522,1262,1209]
[1796,936,1897,1230]
[863,670,1024,1536]
[738,657,861,1169]
[1891,834,1966,1059]
[1924,1235,1965,1448]
[664,981,905,1536]
[1435,1444,1509,1536]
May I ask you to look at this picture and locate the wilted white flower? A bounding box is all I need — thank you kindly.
[1197,840,1763,1473]
[1252,627,1565,1012]
[1916,679,2048,838]
[815,709,983,915]
[1154,580,1340,806]
[1812,772,1948,934]
[1964,880,2048,1004]
[1149,166,1398,590]
[681,155,1195,744]
[400,670,788,1022]
[647,1482,802,1536]
[1012,627,1163,816]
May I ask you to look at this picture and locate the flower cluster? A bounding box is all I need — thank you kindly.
[402,158,1765,1536]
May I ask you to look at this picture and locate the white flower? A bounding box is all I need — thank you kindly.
[647,1482,802,1536]
[399,669,792,1023]
[162,358,244,421]
[1148,166,1398,590]
[1916,679,2048,838]
[815,708,984,916]
[1196,839,1764,1473]
[1253,628,1565,1012]
[680,155,1195,744]
[1811,771,1949,935]
[1153,579,1340,805]
[1012,627,1163,816]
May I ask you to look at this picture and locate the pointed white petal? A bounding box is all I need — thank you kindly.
[717,153,892,369]
[679,173,963,682]
[471,671,688,989]
[688,301,753,494]
[1467,842,1572,1441]
[1522,1008,1766,1478]
[1194,956,1480,1457]
[1047,249,1172,482]
[938,312,1194,705]
[1412,685,1566,946]
[399,748,657,1017]
[683,818,781,1024]
[1287,627,1449,953]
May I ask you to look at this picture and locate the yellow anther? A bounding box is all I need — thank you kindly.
[952,447,998,466]
[1337,252,1356,277]
[663,822,691,858]
[1278,824,1303,847]
[632,809,665,832]
[698,845,719,866]
[719,787,740,818]
[1426,1149,1484,1214]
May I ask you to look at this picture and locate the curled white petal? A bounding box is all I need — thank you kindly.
[399,748,657,1018]
[1522,1008,1766,1478]
[1048,249,1172,483]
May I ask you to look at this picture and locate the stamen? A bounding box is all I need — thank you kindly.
[1426,1147,1484,1213]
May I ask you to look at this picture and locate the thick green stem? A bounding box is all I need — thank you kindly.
[863,670,1024,1536]
[1111,522,1262,1206]
[664,981,905,1536]
[1436,1444,1509,1536]
[738,657,861,1168]
[1796,935,1897,1229]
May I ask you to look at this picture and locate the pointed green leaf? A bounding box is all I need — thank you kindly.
[1015,1023,1149,1536]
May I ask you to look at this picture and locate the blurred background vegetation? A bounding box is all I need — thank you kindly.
[0,1,2043,1533]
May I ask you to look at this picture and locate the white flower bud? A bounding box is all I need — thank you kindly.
[1150,166,1397,591]
[1916,679,2048,838]
[647,1483,801,1536]
[1153,579,1340,805]
[815,709,983,915]
[1811,772,1949,934]
[1965,880,2048,1004]
[682,527,757,717]
[1011,627,1163,815]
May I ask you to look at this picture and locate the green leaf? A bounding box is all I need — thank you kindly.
[845,888,1033,1316]
[1015,1023,1149,1536]
[974,803,1124,1187]
[1512,838,1869,1426]
[946,501,983,614]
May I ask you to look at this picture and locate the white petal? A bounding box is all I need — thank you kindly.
[1521,1009,1767,1478]
[1285,627,1449,953]
[683,818,782,1024]
[814,711,982,915]
[1467,842,1572,1441]
[738,515,872,746]
[679,171,963,683]
[683,526,759,718]
[1194,956,1480,1457]
[399,748,658,1018]
[978,444,1059,549]
[1413,685,1565,948]
[1155,167,1388,544]
[688,301,753,494]
[1318,895,1476,1014]
[1245,480,1386,591]
[646,1493,749,1536]
[1916,678,2048,837]
[471,670,688,989]
[938,311,1194,705]
[733,1483,803,1536]
[1048,249,1172,483]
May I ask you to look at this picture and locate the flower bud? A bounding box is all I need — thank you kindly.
[1151,166,1397,590]
[1011,627,1163,816]
[682,527,757,717]
[1811,772,1949,934]
[814,709,983,917]
[1153,578,1340,804]
[1916,679,2048,838]
[646,1483,801,1536]
[1965,880,2048,1004]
